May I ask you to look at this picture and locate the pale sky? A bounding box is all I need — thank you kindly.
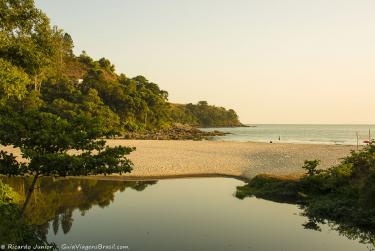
[35,0,375,124]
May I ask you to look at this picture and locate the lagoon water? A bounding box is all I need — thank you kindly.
[203,124,375,145]
[4,177,372,251]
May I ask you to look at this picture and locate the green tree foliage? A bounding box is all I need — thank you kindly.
[169,104,198,125]
[300,143,375,227]
[0,0,59,89]
[0,0,135,217]
[0,58,29,104]
[302,160,321,176]
[0,179,20,204]
[79,56,171,130]
[0,106,134,177]
[171,101,242,127]
[41,78,122,135]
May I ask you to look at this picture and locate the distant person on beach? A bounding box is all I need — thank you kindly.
[278,136,281,141]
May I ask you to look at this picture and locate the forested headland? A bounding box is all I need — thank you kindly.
[42,50,243,132]
[170,102,242,128]
[0,0,242,135]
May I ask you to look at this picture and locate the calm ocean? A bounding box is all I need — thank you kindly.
[202,124,375,145]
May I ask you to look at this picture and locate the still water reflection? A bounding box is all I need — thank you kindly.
[3,177,373,251]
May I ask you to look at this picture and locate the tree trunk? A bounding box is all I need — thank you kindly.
[21,174,39,216]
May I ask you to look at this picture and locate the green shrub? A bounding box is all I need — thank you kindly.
[237,143,375,231]
[302,160,321,176]
[0,179,20,204]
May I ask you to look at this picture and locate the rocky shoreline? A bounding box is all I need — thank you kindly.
[123,123,228,140]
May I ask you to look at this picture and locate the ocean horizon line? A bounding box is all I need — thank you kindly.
[241,123,375,126]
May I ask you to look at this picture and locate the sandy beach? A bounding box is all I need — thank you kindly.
[1,140,356,180]
[108,140,355,179]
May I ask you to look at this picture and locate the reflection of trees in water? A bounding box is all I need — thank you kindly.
[0,203,56,248]
[61,209,74,234]
[332,223,375,249]
[300,213,375,249]
[235,189,375,249]
[2,177,157,235]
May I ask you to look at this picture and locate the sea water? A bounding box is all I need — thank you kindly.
[202,124,375,145]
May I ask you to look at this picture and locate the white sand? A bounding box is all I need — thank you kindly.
[1,140,356,179]
[107,140,355,179]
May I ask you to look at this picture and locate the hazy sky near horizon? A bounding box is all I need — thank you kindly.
[35,0,375,124]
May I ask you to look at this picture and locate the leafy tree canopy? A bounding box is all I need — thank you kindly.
[0,0,135,218]
[171,101,242,127]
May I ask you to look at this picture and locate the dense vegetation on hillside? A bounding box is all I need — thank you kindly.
[41,50,243,130]
[170,101,242,127]
[236,143,375,245]
[51,52,242,130]
[0,1,241,132]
